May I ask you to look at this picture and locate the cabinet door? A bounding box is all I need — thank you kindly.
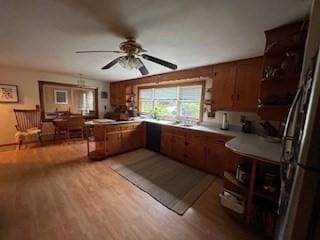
[205,137,237,176]
[212,63,237,110]
[117,82,127,105]
[132,129,145,149]
[171,135,186,163]
[106,132,122,155]
[206,141,227,176]
[121,130,135,151]
[109,83,118,106]
[185,132,206,169]
[136,124,146,148]
[233,58,263,112]
[160,132,172,156]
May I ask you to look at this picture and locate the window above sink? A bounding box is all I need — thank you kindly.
[138,82,204,122]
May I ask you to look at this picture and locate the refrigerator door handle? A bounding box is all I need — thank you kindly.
[280,87,303,181]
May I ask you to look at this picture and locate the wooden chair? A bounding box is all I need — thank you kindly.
[53,116,84,141]
[66,116,85,140]
[14,109,42,149]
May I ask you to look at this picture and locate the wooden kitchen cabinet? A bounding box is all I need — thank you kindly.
[233,58,263,112]
[160,125,233,174]
[205,135,234,176]
[160,131,172,156]
[171,134,186,163]
[103,123,145,157]
[185,131,207,169]
[161,126,186,163]
[106,131,122,156]
[211,57,263,112]
[109,83,118,106]
[110,82,126,106]
[212,62,237,110]
[121,130,136,152]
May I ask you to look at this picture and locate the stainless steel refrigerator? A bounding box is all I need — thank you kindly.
[275,48,320,239]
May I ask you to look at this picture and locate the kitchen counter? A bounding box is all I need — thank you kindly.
[85,118,281,164]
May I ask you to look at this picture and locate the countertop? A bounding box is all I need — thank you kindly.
[85,118,281,164]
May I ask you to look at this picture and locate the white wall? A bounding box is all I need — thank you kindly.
[0,66,109,145]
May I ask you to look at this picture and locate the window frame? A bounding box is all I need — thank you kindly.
[137,81,205,122]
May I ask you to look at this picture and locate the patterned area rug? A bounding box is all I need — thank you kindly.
[111,149,215,215]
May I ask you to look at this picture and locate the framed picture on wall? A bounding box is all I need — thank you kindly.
[54,90,68,104]
[0,84,19,103]
[101,91,108,99]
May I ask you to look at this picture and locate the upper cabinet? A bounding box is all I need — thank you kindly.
[234,58,263,112]
[211,62,237,110]
[211,57,263,112]
[110,82,126,106]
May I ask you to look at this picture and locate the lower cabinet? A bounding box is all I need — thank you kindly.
[106,131,122,155]
[105,123,145,156]
[160,125,235,175]
[185,132,206,169]
[160,132,172,156]
[205,136,236,176]
[171,134,186,163]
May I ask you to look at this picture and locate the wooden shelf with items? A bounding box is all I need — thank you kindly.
[258,20,308,122]
[260,74,300,83]
[257,105,290,122]
[254,189,279,204]
[224,171,249,192]
[221,154,280,237]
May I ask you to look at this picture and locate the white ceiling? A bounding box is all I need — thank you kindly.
[0,0,311,82]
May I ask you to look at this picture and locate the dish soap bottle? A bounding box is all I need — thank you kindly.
[221,112,229,130]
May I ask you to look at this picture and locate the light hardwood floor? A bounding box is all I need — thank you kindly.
[0,143,262,240]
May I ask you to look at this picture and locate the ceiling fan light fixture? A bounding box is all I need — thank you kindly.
[118,56,143,70]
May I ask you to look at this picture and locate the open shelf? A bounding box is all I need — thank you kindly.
[258,105,290,121]
[254,189,279,203]
[258,21,306,122]
[261,74,300,83]
[224,171,249,192]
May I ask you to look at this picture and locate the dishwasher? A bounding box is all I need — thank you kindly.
[146,122,161,152]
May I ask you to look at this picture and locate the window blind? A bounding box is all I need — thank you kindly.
[140,89,153,99]
[155,87,177,100]
[179,86,202,100]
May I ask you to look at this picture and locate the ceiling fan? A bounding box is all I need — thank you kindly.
[76,39,178,76]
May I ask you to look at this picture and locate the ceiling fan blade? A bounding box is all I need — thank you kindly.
[76,50,123,54]
[101,57,121,70]
[141,54,177,70]
[136,58,149,76]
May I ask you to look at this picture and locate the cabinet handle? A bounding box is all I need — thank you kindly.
[237,94,240,101]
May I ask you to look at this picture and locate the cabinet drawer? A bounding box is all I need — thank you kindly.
[186,131,206,141]
[106,125,121,132]
[131,123,143,130]
[121,124,135,131]
[207,133,232,143]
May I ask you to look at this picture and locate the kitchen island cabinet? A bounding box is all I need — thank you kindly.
[86,121,146,160]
